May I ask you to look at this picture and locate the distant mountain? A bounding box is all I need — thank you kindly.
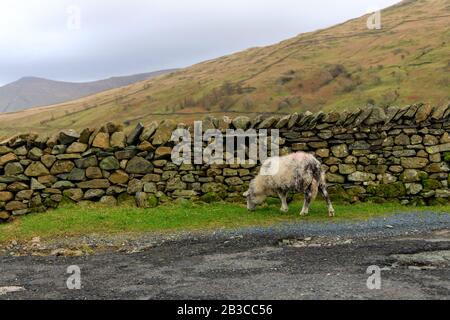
[0,69,177,113]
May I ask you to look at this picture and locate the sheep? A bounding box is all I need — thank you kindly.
[243,152,335,217]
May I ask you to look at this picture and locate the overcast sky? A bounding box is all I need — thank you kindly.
[0,0,400,86]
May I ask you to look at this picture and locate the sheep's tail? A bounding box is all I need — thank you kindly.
[308,159,323,200]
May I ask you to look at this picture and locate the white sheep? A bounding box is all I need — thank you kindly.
[243,152,335,217]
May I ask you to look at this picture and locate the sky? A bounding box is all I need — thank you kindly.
[0,0,400,86]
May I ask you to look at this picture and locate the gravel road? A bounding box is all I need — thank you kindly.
[1,212,449,300]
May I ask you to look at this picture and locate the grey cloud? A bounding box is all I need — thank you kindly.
[0,0,400,85]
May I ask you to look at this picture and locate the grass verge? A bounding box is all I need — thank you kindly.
[0,200,449,243]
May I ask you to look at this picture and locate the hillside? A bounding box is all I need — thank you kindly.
[0,70,176,113]
[0,0,448,138]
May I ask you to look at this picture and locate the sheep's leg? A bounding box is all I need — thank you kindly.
[300,188,313,216]
[277,191,289,213]
[319,184,335,217]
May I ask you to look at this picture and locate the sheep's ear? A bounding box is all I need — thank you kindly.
[243,191,249,197]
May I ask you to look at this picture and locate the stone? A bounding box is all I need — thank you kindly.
[115,149,137,160]
[395,133,410,146]
[315,149,330,158]
[426,143,450,155]
[110,132,126,148]
[143,182,157,193]
[92,132,110,149]
[28,147,43,160]
[75,155,98,169]
[66,142,88,153]
[166,177,187,191]
[5,201,27,211]
[135,192,149,208]
[127,122,144,145]
[152,120,177,145]
[401,157,429,169]
[0,191,13,202]
[31,178,46,190]
[367,182,406,198]
[339,164,356,175]
[201,182,226,195]
[140,121,159,141]
[50,160,74,174]
[325,173,345,184]
[143,174,161,183]
[423,135,438,146]
[62,188,84,202]
[109,170,129,184]
[435,189,450,198]
[79,128,94,144]
[16,190,33,200]
[181,173,195,183]
[425,162,450,173]
[59,129,80,145]
[225,177,243,186]
[364,107,386,125]
[379,173,397,184]
[52,145,67,155]
[232,116,251,130]
[125,156,153,174]
[100,156,120,170]
[0,145,12,155]
[155,146,172,159]
[24,162,50,177]
[405,183,423,195]
[331,144,349,158]
[127,178,143,194]
[147,194,159,207]
[99,196,117,206]
[0,153,18,166]
[400,169,427,183]
[258,116,279,129]
[41,155,57,168]
[292,143,308,151]
[86,166,103,179]
[415,104,433,122]
[77,179,110,189]
[5,162,24,175]
[53,181,75,189]
[348,171,376,182]
[83,189,105,200]
[0,211,10,220]
[67,168,86,181]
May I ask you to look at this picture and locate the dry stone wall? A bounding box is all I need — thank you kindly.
[1,103,450,222]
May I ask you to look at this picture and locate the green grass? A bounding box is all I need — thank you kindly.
[1,200,450,244]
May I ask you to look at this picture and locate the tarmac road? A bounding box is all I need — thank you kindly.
[0,212,449,300]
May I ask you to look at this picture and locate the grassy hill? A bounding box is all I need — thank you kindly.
[0,0,448,139]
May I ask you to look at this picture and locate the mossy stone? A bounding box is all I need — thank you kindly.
[422,179,442,191]
[367,182,406,198]
[200,192,222,203]
[147,194,159,208]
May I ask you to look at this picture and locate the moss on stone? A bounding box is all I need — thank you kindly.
[367,182,406,198]
[200,192,222,203]
[444,152,450,162]
[328,185,352,203]
[147,194,159,208]
[422,179,442,191]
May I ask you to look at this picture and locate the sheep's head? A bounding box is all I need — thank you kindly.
[243,179,266,211]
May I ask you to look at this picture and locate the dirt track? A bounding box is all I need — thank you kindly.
[1,212,450,300]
